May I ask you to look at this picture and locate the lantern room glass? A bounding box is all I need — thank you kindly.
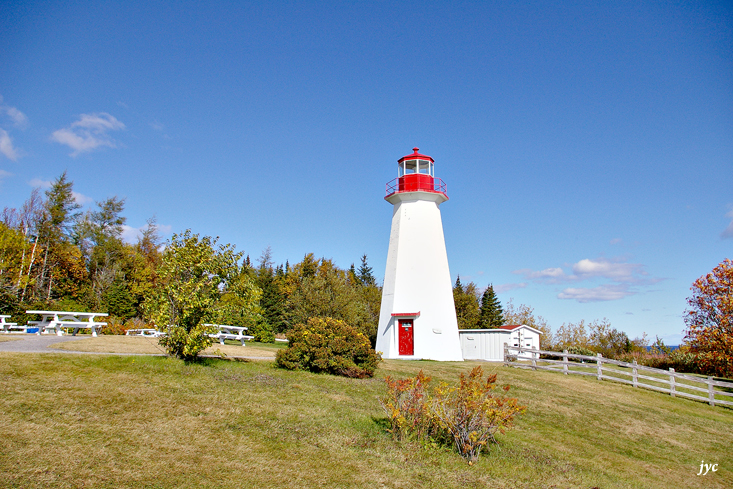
[399,159,433,177]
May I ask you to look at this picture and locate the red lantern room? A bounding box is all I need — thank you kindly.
[385,147,448,199]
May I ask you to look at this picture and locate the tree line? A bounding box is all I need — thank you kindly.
[2,173,729,376]
[0,173,381,345]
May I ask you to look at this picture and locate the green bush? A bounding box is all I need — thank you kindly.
[275,317,381,378]
[250,320,275,343]
[159,323,217,362]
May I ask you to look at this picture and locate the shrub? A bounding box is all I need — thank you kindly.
[275,317,380,378]
[432,366,526,463]
[379,366,526,464]
[380,370,432,441]
[101,316,128,335]
[250,320,275,343]
[567,345,596,362]
[159,323,217,362]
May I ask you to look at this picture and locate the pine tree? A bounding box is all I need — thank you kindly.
[357,254,376,286]
[479,284,504,328]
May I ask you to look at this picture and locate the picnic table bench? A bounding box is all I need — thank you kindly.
[0,315,26,333]
[26,310,108,337]
[126,328,166,338]
[205,324,252,346]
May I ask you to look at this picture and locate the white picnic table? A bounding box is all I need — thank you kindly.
[1,315,25,333]
[205,324,252,346]
[26,310,108,337]
[125,328,166,338]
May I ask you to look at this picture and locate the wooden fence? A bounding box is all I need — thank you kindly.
[504,346,733,408]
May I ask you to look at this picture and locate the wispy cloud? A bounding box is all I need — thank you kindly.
[514,256,661,303]
[557,284,635,303]
[494,282,527,293]
[28,177,92,205]
[0,95,29,129]
[721,208,733,240]
[0,169,13,182]
[72,191,93,206]
[0,128,20,161]
[121,223,173,244]
[29,178,52,189]
[513,267,566,283]
[51,113,126,156]
[514,257,650,284]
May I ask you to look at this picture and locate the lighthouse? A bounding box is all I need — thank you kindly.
[375,148,463,361]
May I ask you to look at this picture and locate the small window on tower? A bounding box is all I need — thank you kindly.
[405,160,417,174]
[418,160,429,174]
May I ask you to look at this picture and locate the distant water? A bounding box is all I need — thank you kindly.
[644,345,680,352]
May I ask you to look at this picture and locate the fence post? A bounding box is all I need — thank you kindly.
[632,360,638,388]
[531,348,537,370]
[504,344,509,367]
[669,368,676,397]
[708,376,715,407]
[597,353,603,381]
[563,350,568,375]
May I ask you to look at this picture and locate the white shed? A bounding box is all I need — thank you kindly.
[459,324,542,361]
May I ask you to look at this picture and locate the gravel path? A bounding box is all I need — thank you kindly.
[0,334,274,359]
[0,334,92,353]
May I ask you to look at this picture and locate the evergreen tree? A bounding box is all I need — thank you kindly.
[357,254,376,286]
[479,284,504,328]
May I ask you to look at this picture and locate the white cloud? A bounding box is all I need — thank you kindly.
[571,258,646,282]
[121,223,173,244]
[29,178,52,189]
[51,113,126,156]
[121,225,143,243]
[610,238,622,245]
[721,208,733,239]
[5,106,28,129]
[28,178,91,205]
[557,285,634,303]
[516,257,649,284]
[150,121,164,131]
[494,282,527,293]
[515,267,566,281]
[0,129,19,161]
[0,95,28,129]
[72,191,93,206]
[515,256,662,303]
[0,169,13,182]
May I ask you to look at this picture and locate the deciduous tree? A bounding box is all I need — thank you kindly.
[684,259,733,378]
[144,230,243,360]
[453,276,480,329]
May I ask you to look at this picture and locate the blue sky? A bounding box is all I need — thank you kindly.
[1,1,731,343]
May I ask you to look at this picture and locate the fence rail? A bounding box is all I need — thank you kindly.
[504,346,733,408]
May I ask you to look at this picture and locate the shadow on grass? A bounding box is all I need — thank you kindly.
[371,415,390,435]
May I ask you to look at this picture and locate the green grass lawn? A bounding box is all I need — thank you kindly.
[1,353,731,488]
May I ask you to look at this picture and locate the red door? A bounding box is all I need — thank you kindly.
[398,319,414,355]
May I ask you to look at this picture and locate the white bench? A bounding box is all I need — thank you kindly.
[26,310,108,337]
[126,328,166,338]
[205,324,250,346]
[0,315,25,334]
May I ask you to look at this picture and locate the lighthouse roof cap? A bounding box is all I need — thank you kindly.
[398,147,434,164]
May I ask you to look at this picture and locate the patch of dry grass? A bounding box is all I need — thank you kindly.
[0,335,23,342]
[47,335,278,358]
[0,354,731,488]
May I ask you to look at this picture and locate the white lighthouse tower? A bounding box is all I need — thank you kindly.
[376,148,463,361]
